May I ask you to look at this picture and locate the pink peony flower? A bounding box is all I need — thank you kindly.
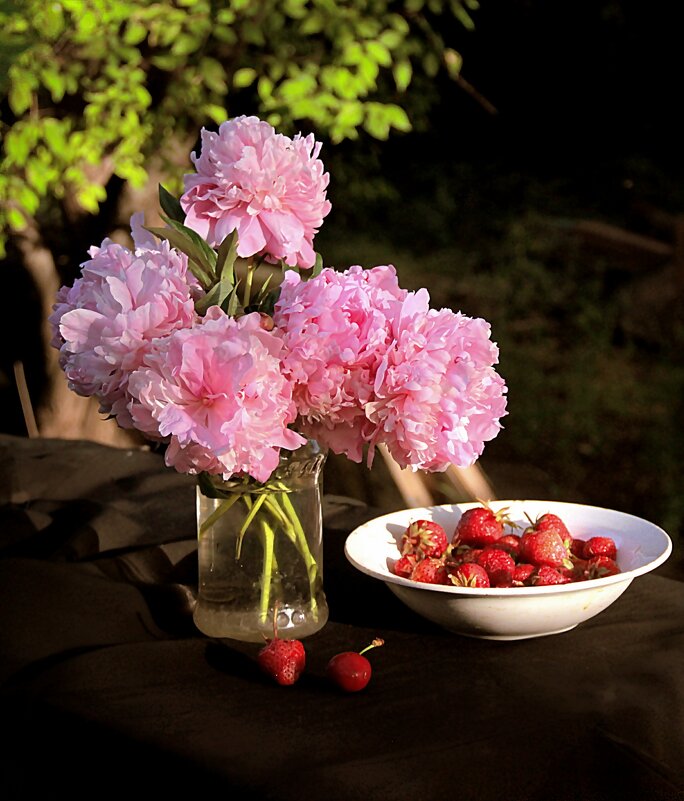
[181,115,331,268]
[366,289,508,471]
[274,265,507,470]
[48,216,199,428]
[127,307,306,482]
[273,265,407,461]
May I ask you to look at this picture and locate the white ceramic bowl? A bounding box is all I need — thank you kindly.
[344,500,672,640]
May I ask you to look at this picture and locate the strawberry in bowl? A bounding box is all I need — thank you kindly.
[344,500,672,640]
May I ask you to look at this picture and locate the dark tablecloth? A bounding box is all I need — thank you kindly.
[1,434,683,801]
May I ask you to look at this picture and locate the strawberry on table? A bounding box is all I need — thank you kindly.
[401,519,449,559]
[258,632,306,686]
[453,503,512,548]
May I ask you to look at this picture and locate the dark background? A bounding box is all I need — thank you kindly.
[318,0,684,544]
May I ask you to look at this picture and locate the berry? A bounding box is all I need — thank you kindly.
[520,526,573,570]
[410,557,448,585]
[444,545,482,573]
[582,536,617,561]
[561,557,589,582]
[512,563,535,586]
[257,614,306,686]
[453,503,512,548]
[532,565,570,586]
[448,562,491,588]
[494,534,522,558]
[585,555,621,579]
[529,512,573,545]
[393,553,419,578]
[476,547,516,586]
[569,538,587,558]
[401,519,448,559]
[326,639,384,692]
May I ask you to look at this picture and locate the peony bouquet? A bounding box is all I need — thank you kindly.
[49,116,507,637]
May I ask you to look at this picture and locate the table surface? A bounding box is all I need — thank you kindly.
[1,433,683,801]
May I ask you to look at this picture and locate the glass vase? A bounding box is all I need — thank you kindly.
[193,440,329,642]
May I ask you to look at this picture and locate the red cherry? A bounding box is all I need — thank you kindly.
[326,638,384,692]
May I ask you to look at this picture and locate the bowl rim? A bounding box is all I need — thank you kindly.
[344,499,673,597]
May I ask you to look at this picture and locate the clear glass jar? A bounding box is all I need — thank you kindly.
[193,440,329,642]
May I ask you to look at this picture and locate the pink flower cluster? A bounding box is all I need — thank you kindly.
[127,308,305,483]
[50,116,507,484]
[274,267,507,471]
[273,265,399,460]
[49,216,198,428]
[181,116,331,269]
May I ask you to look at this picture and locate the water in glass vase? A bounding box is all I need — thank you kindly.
[193,440,329,642]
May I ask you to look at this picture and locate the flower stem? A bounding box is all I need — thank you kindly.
[259,518,275,624]
[237,493,267,558]
[279,491,319,619]
[198,492,240,538]
[243,256,256,307]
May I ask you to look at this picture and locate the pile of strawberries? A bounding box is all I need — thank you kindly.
[393,503,621,588]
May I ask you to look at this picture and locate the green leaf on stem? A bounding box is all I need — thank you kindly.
[162,216,218,271]
[312,251,323,277]
[159,183,185,223]
[223,282,243,316]
[144,220,216,288]
[215,229,239,286]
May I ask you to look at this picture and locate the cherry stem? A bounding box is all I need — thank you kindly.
[359,638,384,656]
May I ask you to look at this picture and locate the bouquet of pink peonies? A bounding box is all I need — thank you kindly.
[49,115,508,639]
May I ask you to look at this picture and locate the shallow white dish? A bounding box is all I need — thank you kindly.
[344,499,673,640]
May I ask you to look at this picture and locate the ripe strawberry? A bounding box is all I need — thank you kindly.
[257,617,306,686]
[519,526,573,570]
[569,538,587,558]
[512,563,535,586]
[585,555,621,579]
[448,562,491,588]
[410,557,448,585]
[401,519,448,559]
[494,534,522,558]
[561,557,589,582]
[453,503,511,548]
[532,565,571,585]
[476,547,515,586]
[529,512,573,545]
[445,544,482,570]
[393,553,419,578]
[582,536,617,561]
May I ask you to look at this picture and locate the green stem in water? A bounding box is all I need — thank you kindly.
[279,491,319,619]
[259,518,276,624]
[236,493,267,559]
[198,493,240,538]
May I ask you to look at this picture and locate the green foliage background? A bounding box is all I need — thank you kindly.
[1,0,682,552]
[0,0,474,254]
